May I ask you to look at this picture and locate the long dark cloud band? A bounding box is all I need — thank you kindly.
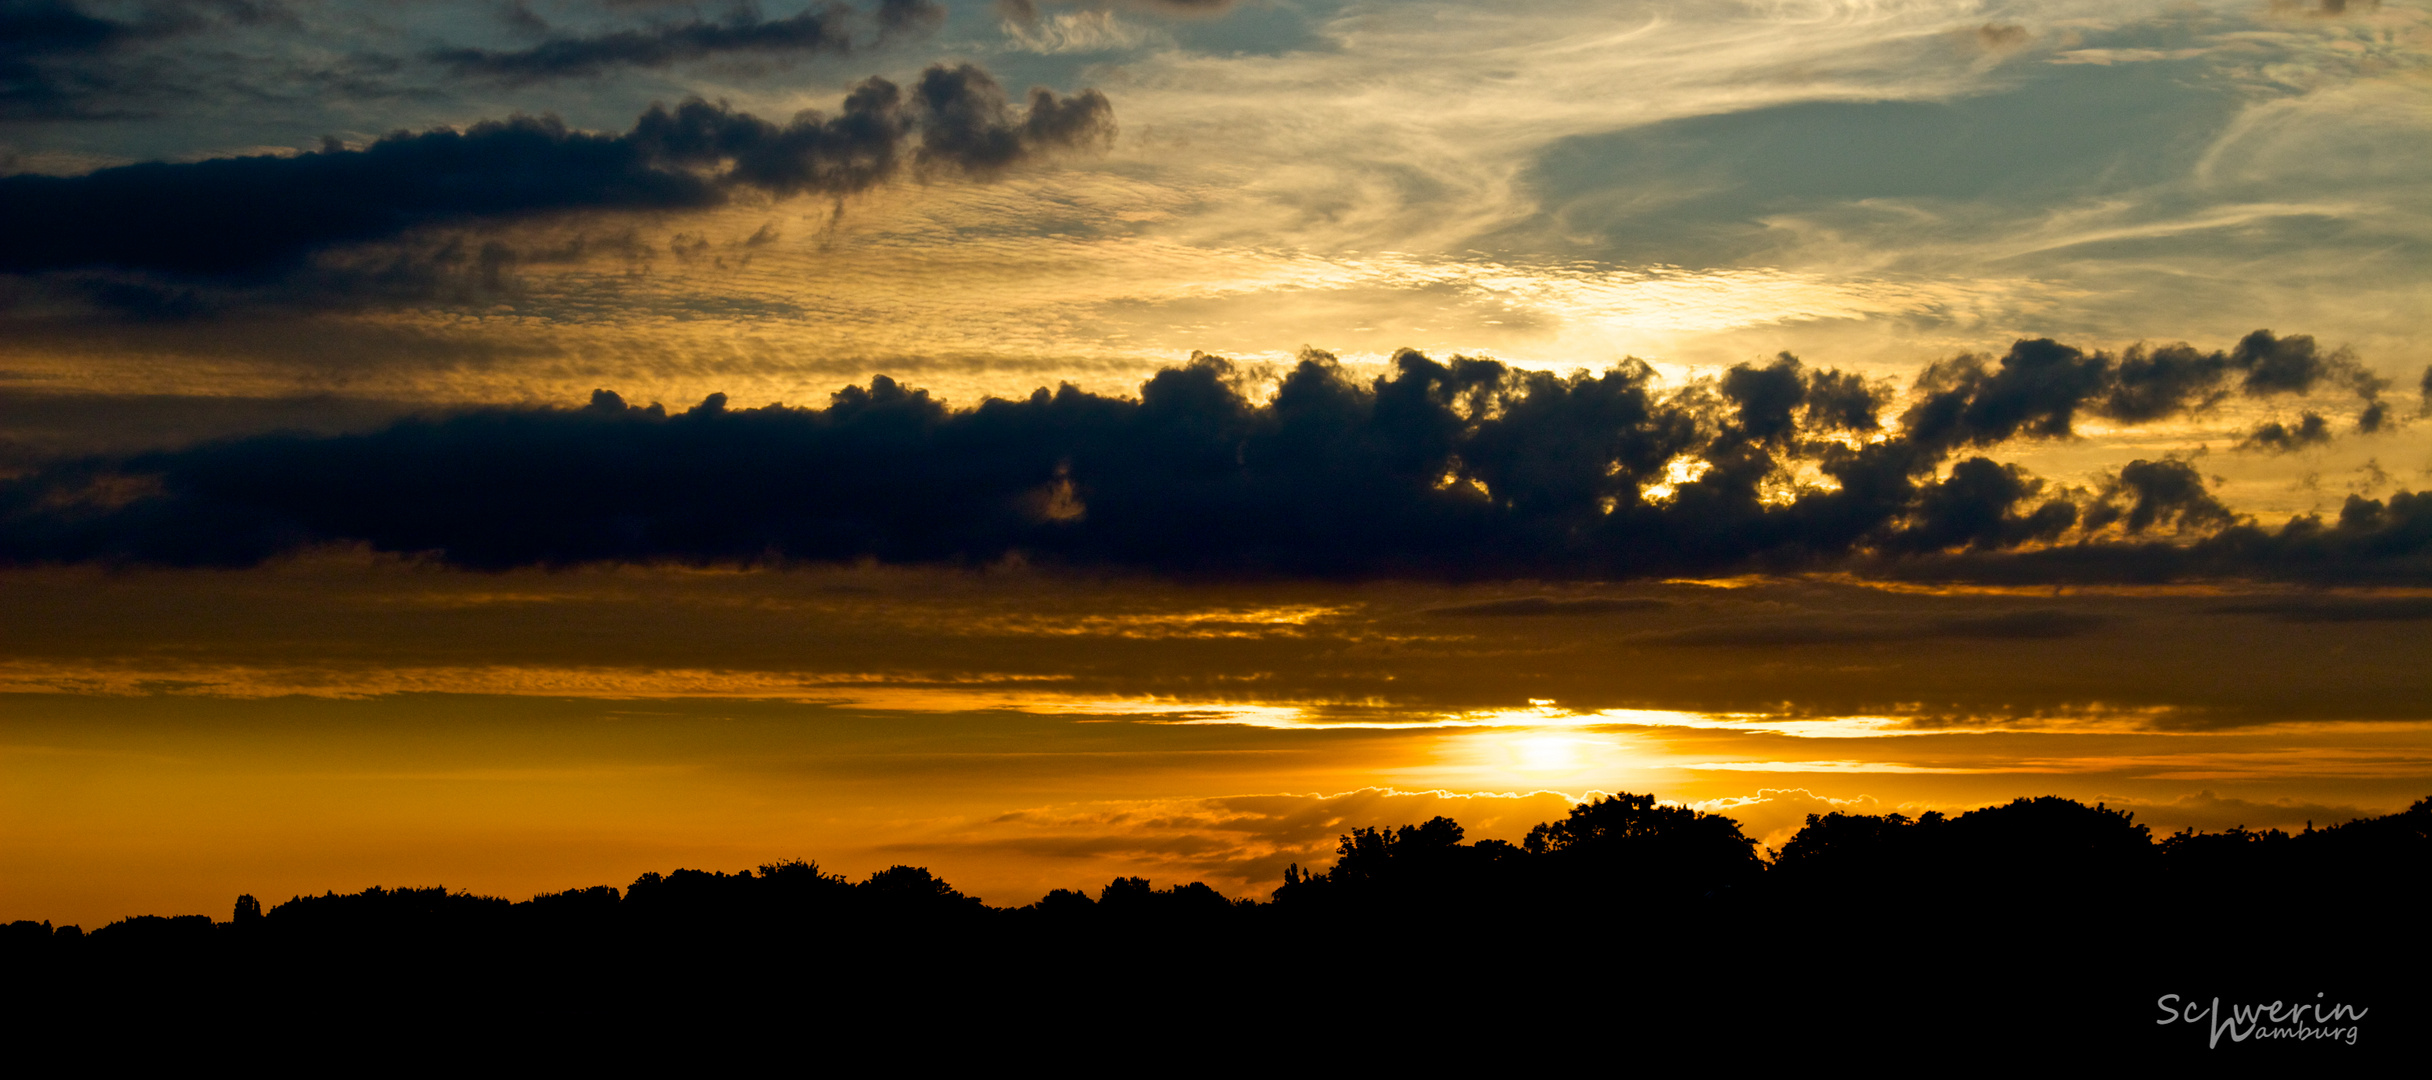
[0,62,1113,278]
[431,1,949,84]
[4,333,2423,582]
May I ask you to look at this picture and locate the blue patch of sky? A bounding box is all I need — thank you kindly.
[1163,0,1336,58]
[1505,56,2248,269]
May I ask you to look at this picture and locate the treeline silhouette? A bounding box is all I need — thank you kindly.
[8,793,2426,1060]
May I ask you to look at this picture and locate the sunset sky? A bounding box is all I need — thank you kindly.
[4,0,2429,927]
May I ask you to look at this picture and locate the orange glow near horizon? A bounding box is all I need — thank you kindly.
[3,0,2429,960]
[9,672,2428,928]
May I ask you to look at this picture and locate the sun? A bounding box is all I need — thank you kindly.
[1513,735,1586,773]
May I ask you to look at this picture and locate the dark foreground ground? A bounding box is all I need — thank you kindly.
[7,794,2423,1067]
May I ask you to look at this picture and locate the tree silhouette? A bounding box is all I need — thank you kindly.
[8,789,2427,1065]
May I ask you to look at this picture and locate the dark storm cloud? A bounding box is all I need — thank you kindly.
[0,387,423,464]
[1718,354,1852,447]
[1883,487,2432,586]
[3,333,2425,583]
[2082,458,2234,535]
[1878,457,2075,554]
[430,2,945,84]
[0,64,1111,280]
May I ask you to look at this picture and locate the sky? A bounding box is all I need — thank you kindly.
[3,0,2429,926]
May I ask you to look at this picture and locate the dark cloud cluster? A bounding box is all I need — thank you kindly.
[2238,412,2332,453]
[2081,458,2233,535]
[0,0,127,58]
[431,1,948,84]
[876,0,950,38]
[0,0,293,118]
[1897,331,2402,464]
[0,63,1112,281]
[1,0,144,118]
[1903,331,2387,453]
[1,0,938,121]
[3,333,2424,583]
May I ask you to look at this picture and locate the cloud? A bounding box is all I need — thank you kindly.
[2231,330,2381,398]
[1932,610,2110,640]
[875,0,947,40]
[1420,596,1668,618]
[0,0,126,55]
[1124,0,1235,12]
[1880,457,2075,554]
[1880,486,2432,586]
[0,0,301,118]
[1644,610,2107,648]
[905,787,1583,896]
[1899,332,2384,460]
[2082,459,2235,536]
[1691,788,1886,852]
[912,62,1114,178]
[1039,0,1236,16]
[1000,8,1159,55]
[2271,0,2383,18]
[2101,343,2234,423]
[2237,412,2333,453]
[2206,596,2432,622]
[427,2,946,85]
[0,0,134,118]
[2104,789,2382,835]
[0,64,1113,281]
[1711,788,2399,856]
[1973,24,2029,52]
[2,336,2426,583]
[432,5,857,83]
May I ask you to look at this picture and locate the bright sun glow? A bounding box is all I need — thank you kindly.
[1515,736,1584,772]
